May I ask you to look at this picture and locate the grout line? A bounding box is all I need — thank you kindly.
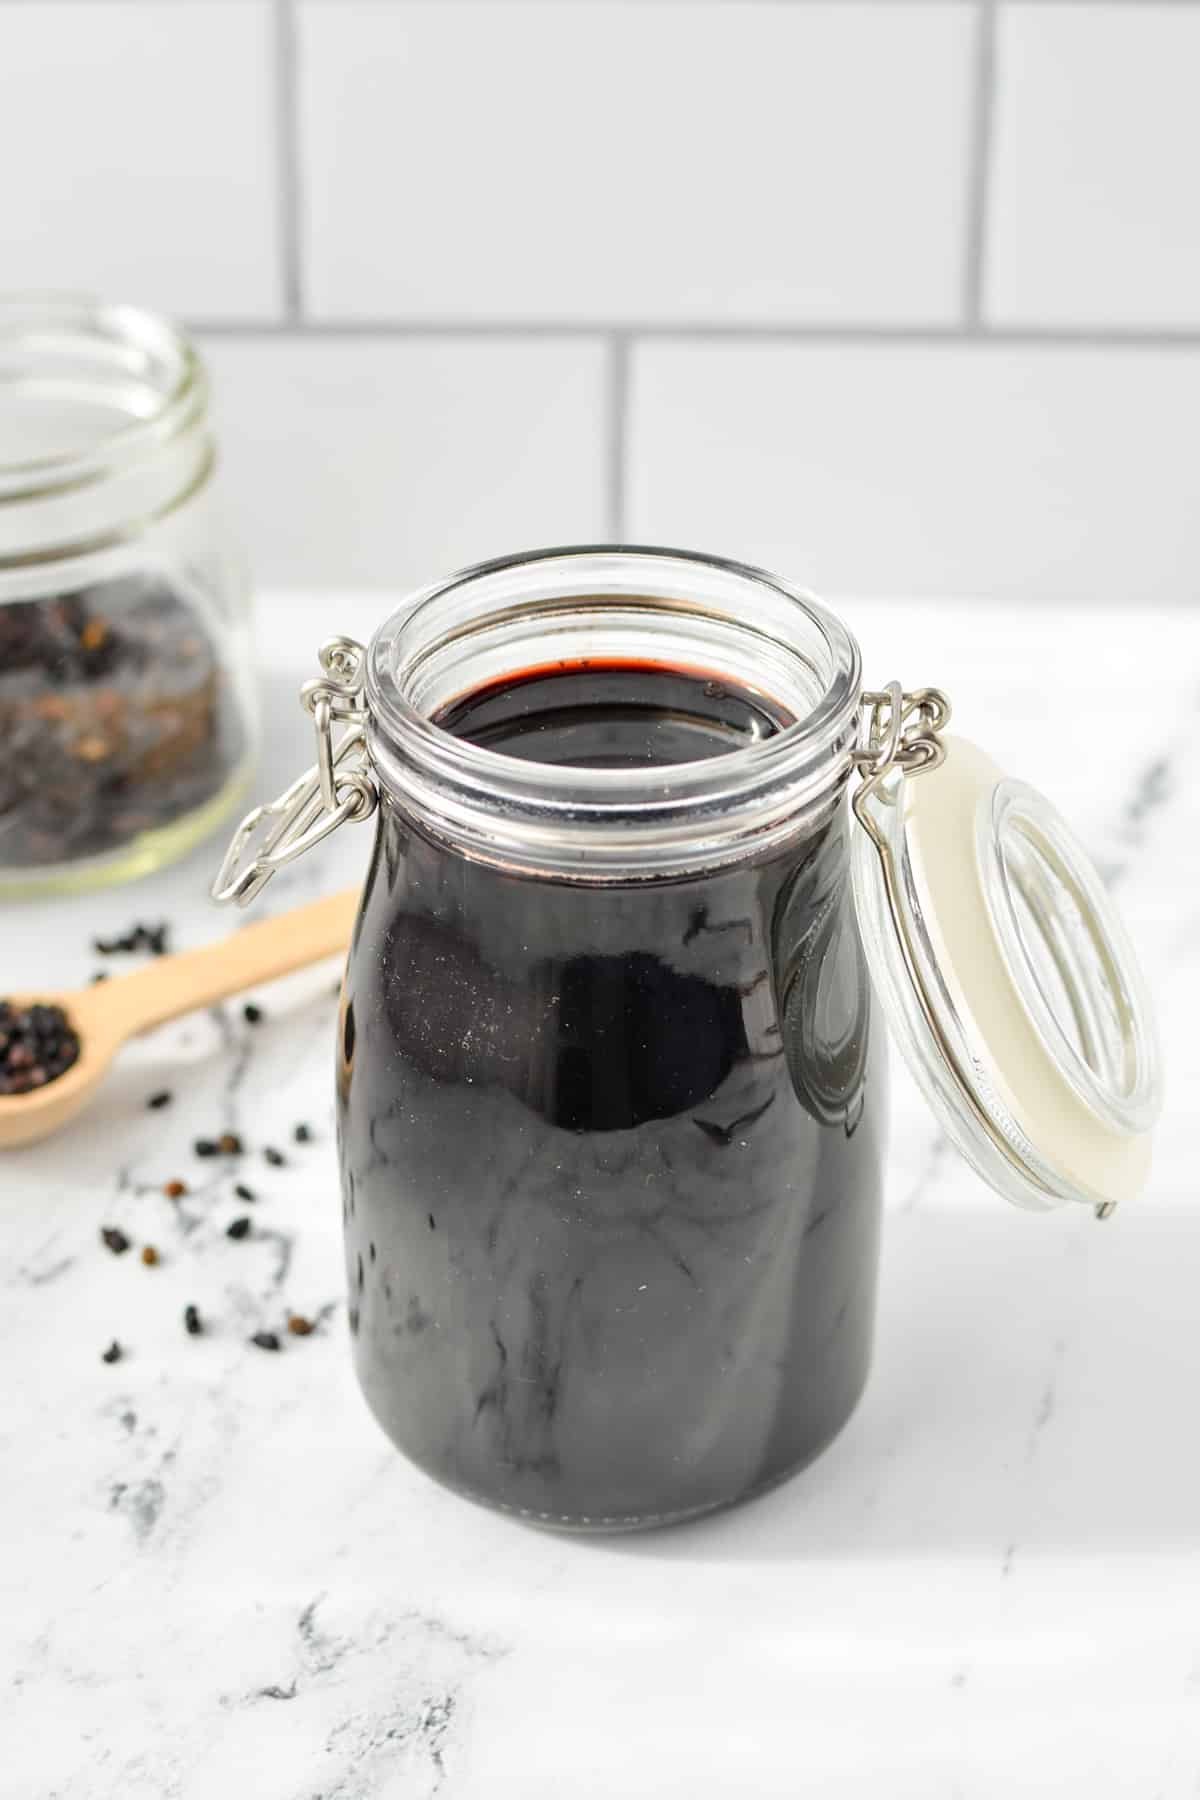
[0,0,1178,6]
[0,1,1042,6]
[963,0,997,331]
[187,319,1200,349]
[0,0,1184,7]
[273,0,303,323]
[995,0,1200,6]
[607,335,631,543]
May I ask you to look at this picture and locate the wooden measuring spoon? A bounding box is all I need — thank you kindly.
[0,887,358,1150]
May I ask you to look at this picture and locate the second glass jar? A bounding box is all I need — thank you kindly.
[0,297,256,898]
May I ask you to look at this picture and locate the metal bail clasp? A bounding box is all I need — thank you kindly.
[853,682,951,782]
[211,637,379,907]
[851,682,951,843]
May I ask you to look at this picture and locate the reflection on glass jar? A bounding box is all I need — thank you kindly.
[775,815,875,1136]
[0,297,257,898]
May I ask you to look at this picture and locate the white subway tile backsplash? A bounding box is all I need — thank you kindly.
[300,2,972,325]
[201,336,609,590]
[0,3,282,321]
[0,0,1195,611]
[628,340,1200,605]
[988,6,1200,328]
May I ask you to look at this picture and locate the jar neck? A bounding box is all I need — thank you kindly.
[0,298,212,589]
[365,547,863,881]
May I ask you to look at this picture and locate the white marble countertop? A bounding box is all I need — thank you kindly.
[4,595,1200,1800]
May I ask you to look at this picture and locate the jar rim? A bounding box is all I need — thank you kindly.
[365,545,863,878]
[0,294,206,504]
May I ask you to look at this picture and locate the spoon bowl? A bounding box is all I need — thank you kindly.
[0,887,358,1150]
[0,986,128,1149]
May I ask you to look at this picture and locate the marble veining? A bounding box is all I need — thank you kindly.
[3,598,1200,1799]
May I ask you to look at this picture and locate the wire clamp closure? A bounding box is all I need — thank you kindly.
[852,683,951,810]
[851,682,953,886]
[211,637,379,907]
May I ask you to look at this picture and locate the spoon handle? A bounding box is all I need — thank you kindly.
[102,888,359,1038]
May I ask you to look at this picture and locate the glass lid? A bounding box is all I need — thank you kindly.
[850,688,1162,1216]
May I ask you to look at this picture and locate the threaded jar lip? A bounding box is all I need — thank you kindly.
[366,546,863,880]
[0,296,206,493]
[0,296,211,572]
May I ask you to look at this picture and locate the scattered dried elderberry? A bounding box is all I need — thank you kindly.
[93,922,170,957]
[193,1138,219,1158]
[183,1304,203,1337]
[234,1182,256,1203]
[243,1002,263,1025]
[293,1123,313,1144]
[250,1330,281,1352]
[0,1000,81,1095]
[264,1147,286,1168]
[147,1090,172,1110]
[141,1245,160,1267]
[101,1226,131,1255]
[226,1216,252,1241]
[101,1340,123,1364]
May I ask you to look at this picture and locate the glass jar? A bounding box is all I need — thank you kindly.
[215,546,1161,1533]
[347,550,876,1529]
[0,296,257,898]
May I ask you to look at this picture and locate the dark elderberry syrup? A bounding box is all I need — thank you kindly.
[338,657,884,1529]
[432,658,796,767]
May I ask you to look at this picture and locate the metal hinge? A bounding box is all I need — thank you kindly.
[211,637,379,907]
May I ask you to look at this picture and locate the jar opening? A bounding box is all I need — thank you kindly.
[0,297,210,572]
[366,546,862,879]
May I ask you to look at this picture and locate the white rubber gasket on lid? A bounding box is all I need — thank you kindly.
[902,737,1155,1209]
